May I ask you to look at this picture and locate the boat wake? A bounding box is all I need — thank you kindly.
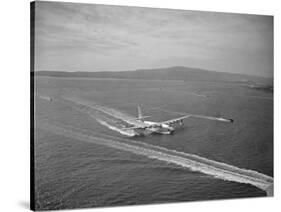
[37,121,273,196]
[43,95,273,195]
[62,96,135,123]
[61,96,144,136]
[94,117,136,137]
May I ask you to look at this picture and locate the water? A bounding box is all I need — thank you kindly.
[34,77,273,210]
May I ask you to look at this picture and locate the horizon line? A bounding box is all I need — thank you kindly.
[35,65,273,79]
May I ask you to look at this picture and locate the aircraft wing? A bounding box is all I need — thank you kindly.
[161,114,233,125]
[160,115,191,125]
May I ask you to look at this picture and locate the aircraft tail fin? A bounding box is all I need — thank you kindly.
[138,105,143,119]
[129,105,150,121]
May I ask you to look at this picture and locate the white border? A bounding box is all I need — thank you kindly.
[0,0,279,211]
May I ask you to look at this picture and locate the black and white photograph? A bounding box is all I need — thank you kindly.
[31,1,273,211]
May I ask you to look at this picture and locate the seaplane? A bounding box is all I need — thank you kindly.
[121,106,233,136]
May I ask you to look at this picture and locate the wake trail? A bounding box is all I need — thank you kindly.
[62,96,136,124]
[52,96,142,136]
[94,118,136,137]
[62,96,232,127]
[37,121,273,196]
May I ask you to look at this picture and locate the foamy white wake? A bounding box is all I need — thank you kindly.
[50,96,273,194]
[94,118,136,137]
[62,96,135,123]
[37,121,273,196]
[61,96,144,135]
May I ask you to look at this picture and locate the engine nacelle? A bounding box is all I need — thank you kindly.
[161,124,174,131]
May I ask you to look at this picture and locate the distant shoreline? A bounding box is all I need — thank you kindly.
[34,66,272,85]
[35,75,185,83]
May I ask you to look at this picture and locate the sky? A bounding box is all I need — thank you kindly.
[34,1,273,77]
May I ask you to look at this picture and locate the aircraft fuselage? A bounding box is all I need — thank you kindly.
[143,121,175,135]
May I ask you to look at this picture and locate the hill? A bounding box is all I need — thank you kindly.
[35,66,272,84]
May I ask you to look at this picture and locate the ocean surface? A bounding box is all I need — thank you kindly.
[34,77,273,210]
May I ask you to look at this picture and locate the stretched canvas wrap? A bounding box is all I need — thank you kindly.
[30,1,274,211]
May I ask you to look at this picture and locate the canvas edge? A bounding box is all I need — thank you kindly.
[30,1,35,211]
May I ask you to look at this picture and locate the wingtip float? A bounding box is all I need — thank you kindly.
[216,117,234,123]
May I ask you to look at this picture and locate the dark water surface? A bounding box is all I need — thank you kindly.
[34,77,273,210]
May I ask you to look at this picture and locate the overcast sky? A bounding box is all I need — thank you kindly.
[35,1,273,77]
